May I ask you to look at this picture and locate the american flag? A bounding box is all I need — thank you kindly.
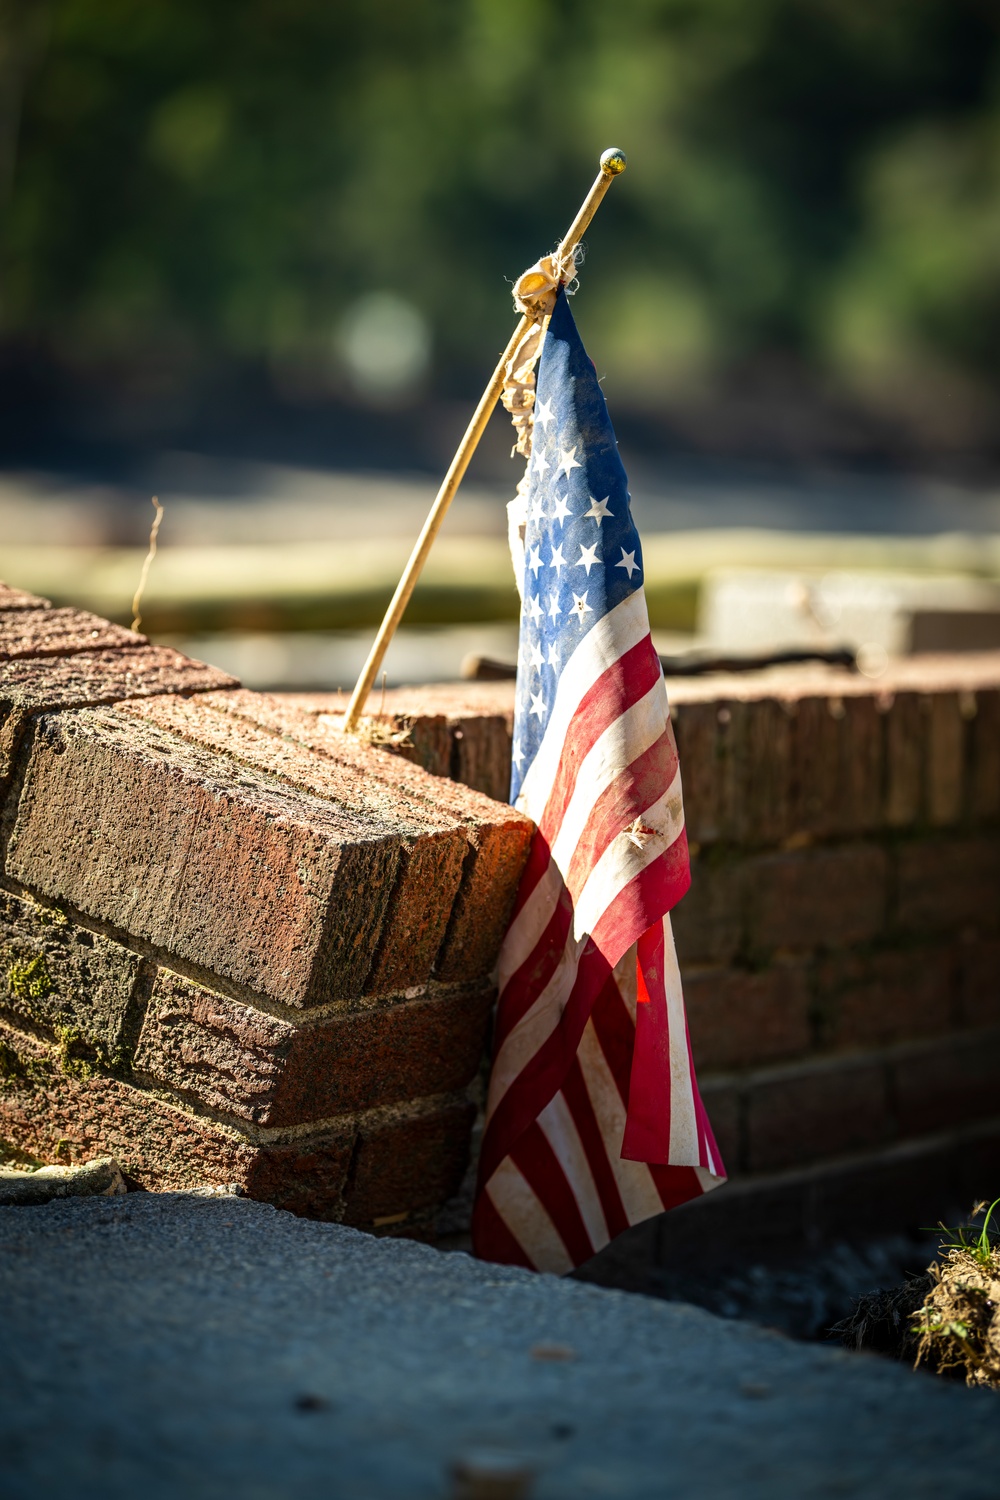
[472,289,725,1273]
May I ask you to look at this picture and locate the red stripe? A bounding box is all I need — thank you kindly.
[492,880,573,1054]
[506,827,553,928]
[564,728,679,900]
[647,1163,706,1212]
[588,969,638,1107]
[684,1016,725,1177]
[536,636,662,841]
[481,854,691,1186]
[561,1058,631,1241]
[471,1186,536,1270]
[510,1120,595,1267]
[622,922,673,1165]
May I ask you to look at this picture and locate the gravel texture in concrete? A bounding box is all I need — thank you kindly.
[0,1191,997,1500]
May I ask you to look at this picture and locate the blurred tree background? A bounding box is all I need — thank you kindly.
[2,0,1000,473]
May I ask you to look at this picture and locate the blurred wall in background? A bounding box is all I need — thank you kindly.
[2,0,1000,477]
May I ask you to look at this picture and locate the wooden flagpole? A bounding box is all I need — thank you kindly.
[341,147,627,734]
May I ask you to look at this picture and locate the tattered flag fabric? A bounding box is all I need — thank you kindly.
[473,289,726,1273]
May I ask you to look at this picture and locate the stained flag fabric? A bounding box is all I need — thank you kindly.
[472,288,725,1273]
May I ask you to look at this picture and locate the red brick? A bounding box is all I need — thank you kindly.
[685,962,811,1072]
[970,688,1000,821]
[7,708,402,1007]
[671,701,723,846]
[0,606,144,661]
[895,837,1000,936]
[671,856,744,965]
[839,695,884,835]
[134,968,493,1126]
[891,1030,1000,1137]
[746,844,888,953]
[959,936,1000,1027]
[0,1017,474,1226]
[0,645,237,782]
[120,692,470,994]
[737,697,794,845]
[926,693,965,827]
[790,696,843,839]
[746,1056,890,1172]
[885,692,923,828]
[342,1100,476,1226]
[203,690,533,983]
[0,582,51,611]
[0,1019,259,1189]
[814,945,956,1050]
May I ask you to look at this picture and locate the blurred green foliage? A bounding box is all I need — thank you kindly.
[2,0,999,431]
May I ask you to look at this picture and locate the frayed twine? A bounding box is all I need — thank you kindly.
[500,244,582,462]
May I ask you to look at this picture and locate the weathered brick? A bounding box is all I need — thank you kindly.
[746,845,888,953]
[737,697,794,845]
[885,692,923,828]
[134,968,493,1126]
[839,695,884,835]
[746,1056,890,1172]
[342,1100,476,1226]
[0,645,237,782]
[0,1019,259,1189]
[890,1030,1000,1137]
[685,962,811,1072]
[0,889,141,1058]
[814,945,955,1050]
[959,936,1000,1027]
[0,582,51,611]
[672,856,744,965]
[0,1018,474,1225]
[0,606,144,661]
[970,688,1000,821]
[202,690,532,984]
[120,692,470,994]
[895,837,1000,936]
[671,701,722,846]
[790,696,843,839]
[6,709,402,1007]
[926,693,965,827]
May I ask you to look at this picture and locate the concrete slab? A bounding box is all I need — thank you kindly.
[0,1193,997,1499]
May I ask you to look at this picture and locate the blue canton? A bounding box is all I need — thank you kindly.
[510,289,644,803]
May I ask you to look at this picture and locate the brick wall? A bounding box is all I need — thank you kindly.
[298,655,1000,1252]
[0,585,531,1235]
[2,575,998,1253]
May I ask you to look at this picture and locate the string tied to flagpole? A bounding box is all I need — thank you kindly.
[340,147,626,735]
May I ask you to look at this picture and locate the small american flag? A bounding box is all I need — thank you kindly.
[472,289,725,1273]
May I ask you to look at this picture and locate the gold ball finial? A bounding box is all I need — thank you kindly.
[600,147,627,176]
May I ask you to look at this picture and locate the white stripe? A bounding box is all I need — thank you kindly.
[549,677,669,875]
[498,856,563,990]
[516,590,652,820]
[576,1015,664,1225]
[491,770,686,1114]
[570,769,685,942]
[485,1158,573,1275]
[661,912,699,1165]
[538,1090,609,1253]
[488,928,587,1112]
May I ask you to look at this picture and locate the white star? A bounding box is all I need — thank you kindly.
[576,542,600,575]
[535,397,554,428]
[525,594,543,622]
[529,689,546,720]
[571,591,592,621]
[549,543,566,574]
[533,448,549,477]
[557,445,581,478]
[615,548,640,579]
[546,641,561,667]
[527,546,542,577]
[583,495,613,525]
[529,640,544,670]
[512,739,525,769]
[546,593,561,622]
[551,493,573,525]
